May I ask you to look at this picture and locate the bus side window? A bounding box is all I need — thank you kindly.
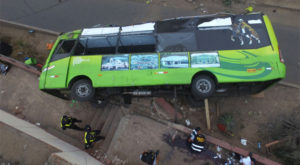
[50,40,75,62]
[56,40,75,54]
[85,36,118,55]
[74,38,87,55]
[118,34,156,54]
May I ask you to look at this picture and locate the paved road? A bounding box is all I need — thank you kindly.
[274,26,300,85]
[0,0,299,85]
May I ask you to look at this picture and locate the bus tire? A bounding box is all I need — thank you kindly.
[191,75,215,99]
[71,79,95,101]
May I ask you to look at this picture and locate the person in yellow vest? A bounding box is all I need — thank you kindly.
[84,125,104,149]
[140,150,160,165]
[60,115,83,131]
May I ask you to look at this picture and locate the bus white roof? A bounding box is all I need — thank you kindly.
[121,23,155,33]
[82,27,119,36]
[197,17,232,28]
[81,23,155,36]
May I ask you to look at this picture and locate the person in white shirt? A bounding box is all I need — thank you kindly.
[240,152,254,165]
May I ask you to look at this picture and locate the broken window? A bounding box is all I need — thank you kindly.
[118,34,156,53]
[56,40,75,54]
[156,32,197,52]
[85,36,118,55]
[74,38,87,55]
[50,40,75,62]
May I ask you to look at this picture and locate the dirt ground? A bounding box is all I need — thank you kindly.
[0,123,59,165]
[106,115,217,165]
[173,85,300,162]
[0,21,57,65]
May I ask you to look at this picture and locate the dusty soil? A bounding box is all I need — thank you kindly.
[173,85,300,163]
[106,115,217,165]
[0,123,59,165]
[0,21,57,65]
[0,67,99,150]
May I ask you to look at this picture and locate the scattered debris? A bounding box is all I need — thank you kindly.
[240,138,247,146]
[146,0,152,4]
[35,122,40,126]
[185,119,191,126]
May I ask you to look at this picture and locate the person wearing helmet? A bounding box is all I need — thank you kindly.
[84,125,104,149]
[140,150,160,165]
[60,115,83,131]
[187,127,207,153]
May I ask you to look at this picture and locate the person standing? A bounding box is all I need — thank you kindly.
[60,115,83,131]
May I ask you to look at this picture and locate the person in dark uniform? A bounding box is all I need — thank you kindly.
[84,125,104,149]
[140,150,160,165]
[187,127,207,153]
[60,115,83,131]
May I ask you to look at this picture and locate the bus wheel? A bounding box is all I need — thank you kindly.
[191,75,215,99]
[71,79,95,101]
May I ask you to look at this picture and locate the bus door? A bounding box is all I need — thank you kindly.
[44,40,76,89]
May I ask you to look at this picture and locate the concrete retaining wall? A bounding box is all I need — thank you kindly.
[0,109,103,165]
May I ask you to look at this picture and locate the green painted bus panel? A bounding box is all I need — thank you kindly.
[64,47,284,88]
[39,14,286,91]
[263,15,278,49]
[41,47,285,89]
[67,56,100,87]
[152,68,194,85]
[39,37,64,89]
[44,57,71,88]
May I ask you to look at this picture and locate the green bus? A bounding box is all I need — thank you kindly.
[39,13,286,102]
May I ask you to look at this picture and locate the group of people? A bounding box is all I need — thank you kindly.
[60,115,104,149]
[62,116,255,165]
[140,127,255,165]
[140,127,207,165]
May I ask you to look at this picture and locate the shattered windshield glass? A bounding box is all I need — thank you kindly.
[156,14,271,52]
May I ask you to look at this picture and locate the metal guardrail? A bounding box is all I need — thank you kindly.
[0,54,41,76]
